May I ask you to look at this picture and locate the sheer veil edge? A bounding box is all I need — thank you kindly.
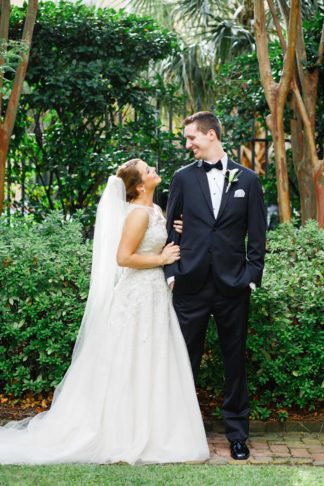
[4,175,127,430]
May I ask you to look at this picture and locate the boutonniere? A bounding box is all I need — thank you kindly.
[225,168,243,193]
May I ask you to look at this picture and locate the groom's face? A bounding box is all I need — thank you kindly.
[184,122,215,160]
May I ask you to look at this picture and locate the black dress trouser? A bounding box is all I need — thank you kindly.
[173,272,251,442]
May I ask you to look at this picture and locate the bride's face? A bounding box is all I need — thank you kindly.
[137,161,161,191]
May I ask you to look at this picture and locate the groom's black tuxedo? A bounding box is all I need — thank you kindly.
[165,158,266,297]
[165,157,267,443]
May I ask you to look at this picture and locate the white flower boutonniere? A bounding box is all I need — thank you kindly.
[225,168,243,193]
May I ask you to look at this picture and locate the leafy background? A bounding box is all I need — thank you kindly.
[1,215,322,420]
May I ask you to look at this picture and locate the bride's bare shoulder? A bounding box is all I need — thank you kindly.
[124,206,149,227]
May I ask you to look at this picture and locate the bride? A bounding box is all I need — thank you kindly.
[0,158,209,465]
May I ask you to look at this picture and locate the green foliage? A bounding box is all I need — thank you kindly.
[10,1,176,112]
[0,39,29,97]
[7,1,177,224]
[0,217,323,418]
[0,212,92,395]
[199,221,323,418]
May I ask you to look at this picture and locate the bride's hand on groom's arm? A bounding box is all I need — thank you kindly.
[173,215,183,234]
[161,242,181,265]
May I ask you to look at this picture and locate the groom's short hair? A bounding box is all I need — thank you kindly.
[183,111,222,141]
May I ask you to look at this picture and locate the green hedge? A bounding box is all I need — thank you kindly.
[0,215,323,418]
[199,220,323,419]
[0,213,92,395]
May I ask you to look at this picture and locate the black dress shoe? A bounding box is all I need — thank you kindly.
[230,440,250,460]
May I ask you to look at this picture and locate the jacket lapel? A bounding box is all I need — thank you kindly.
[194,161,215,220]
[215,158,236,223]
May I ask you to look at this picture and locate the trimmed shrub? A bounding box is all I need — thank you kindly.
[0,213,91,395]
[0,216,323,418]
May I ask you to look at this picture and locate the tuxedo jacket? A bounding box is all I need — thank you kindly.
[164,159,267,297]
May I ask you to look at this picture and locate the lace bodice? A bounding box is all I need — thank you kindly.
[126,203,167,255]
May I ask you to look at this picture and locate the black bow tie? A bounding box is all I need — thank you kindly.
[202,160,223,172]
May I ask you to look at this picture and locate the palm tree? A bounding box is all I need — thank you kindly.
[123,0,256,108]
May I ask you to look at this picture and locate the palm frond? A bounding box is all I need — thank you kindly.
[300,0,324,18]
[208,17,255,63]
[125,0,176,30]
[159,39,216,109]
[173,0,213,27]
[123,0,256,107]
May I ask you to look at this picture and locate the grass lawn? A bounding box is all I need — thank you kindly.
[0,464,323,486]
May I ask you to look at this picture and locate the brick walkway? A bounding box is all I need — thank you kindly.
[1,413,323,466]
[207,431,324,466]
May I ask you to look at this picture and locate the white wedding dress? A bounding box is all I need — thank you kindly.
[0,203,209,465]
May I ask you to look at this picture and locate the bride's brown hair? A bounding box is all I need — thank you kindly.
[116,159,144,202]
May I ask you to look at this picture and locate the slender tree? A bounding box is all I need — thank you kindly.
[0,0,38,215]
[257,0,324,226]
[254,0,300,223]
[288,7,324,226]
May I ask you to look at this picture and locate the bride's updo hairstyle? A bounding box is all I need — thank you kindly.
[117,158,144,202]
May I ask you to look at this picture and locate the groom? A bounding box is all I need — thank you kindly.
[165,111,267,460]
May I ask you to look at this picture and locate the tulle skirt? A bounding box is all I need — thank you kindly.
[0,267,209,464]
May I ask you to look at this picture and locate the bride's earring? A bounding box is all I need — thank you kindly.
[142,187,146,193]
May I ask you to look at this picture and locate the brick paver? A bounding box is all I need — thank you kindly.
[207,431,324,466]
[290,448,311,457]
[1,415,323,466]
[313,454,324,461]
[270,444,290,453]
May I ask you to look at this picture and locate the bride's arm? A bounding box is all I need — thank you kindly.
[117,208,180,269]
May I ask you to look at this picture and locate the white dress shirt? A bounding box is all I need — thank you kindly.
[206,153,228,219]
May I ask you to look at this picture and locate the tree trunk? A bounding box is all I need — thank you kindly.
[0,0,38,216]
[0,0,11,115]
[290,98,316,222]
[289,70,324,227]
[314,160,324,228]
[304,70,324,227]
[290,12,324,227]
[266,112,291,222]
[0,127,9,213]
[254,0,299,223]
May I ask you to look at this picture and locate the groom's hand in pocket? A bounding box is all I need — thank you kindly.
[167,276,175,290]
